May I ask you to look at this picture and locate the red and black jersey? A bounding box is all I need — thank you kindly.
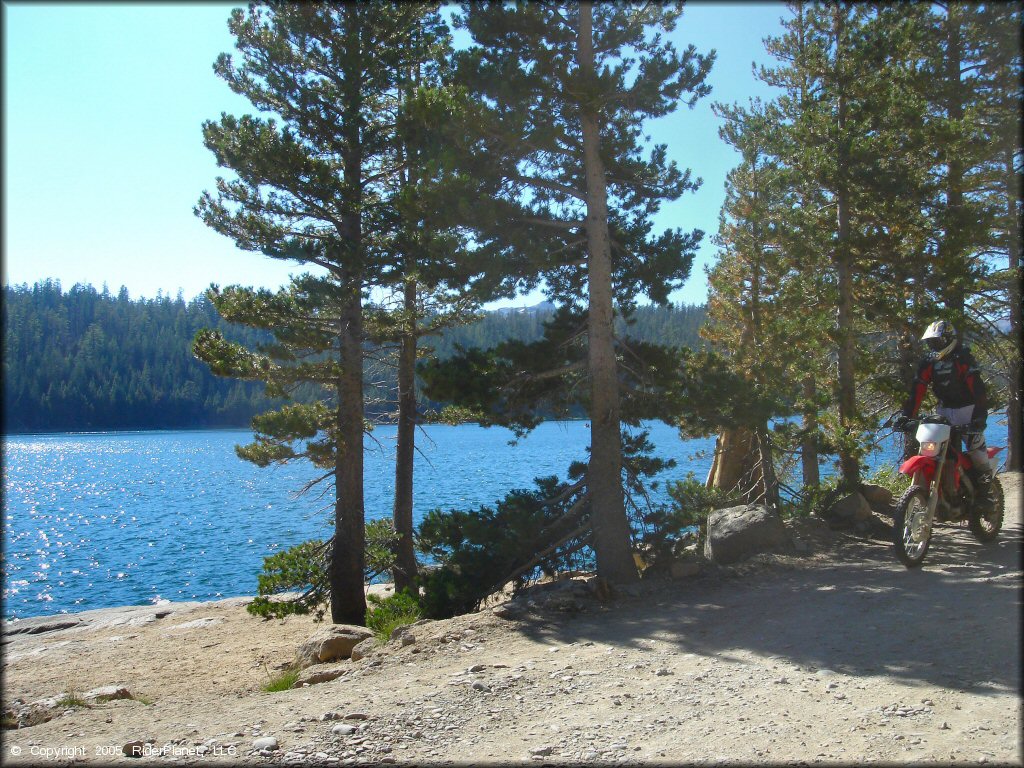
[903,345,988,420]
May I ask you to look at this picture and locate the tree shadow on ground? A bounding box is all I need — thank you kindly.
[508,505,1022,695]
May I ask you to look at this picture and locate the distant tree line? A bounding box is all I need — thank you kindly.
[1,280,705,433]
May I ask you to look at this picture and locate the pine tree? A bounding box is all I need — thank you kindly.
[195,3,448,624]
[972,2,1023,470]
[426,1,712,584]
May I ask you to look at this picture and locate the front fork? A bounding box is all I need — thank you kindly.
[917,446,949,534]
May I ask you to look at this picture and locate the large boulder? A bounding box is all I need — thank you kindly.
[296,625,374,668]
[859,484,895,517]
[824,492,873,527]
[704,504,791,565]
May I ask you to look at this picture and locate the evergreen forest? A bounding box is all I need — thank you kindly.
[1,281,705,433]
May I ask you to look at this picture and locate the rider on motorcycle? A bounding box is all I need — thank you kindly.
[898,320,992,506]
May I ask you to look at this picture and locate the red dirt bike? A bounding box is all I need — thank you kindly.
[886,413,1004,568]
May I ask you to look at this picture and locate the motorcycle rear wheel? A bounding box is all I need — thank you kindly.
[894,486,931,568]
[968,475,1004,543]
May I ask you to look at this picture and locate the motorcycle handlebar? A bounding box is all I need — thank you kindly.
[889,416,983,436]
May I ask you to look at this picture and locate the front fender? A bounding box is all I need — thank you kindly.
[899,455,936,484]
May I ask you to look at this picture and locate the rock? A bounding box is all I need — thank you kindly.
[390,625,416,647]
[122,741,148,758]
[296,626,374,668]
[344,712,370,721]
[468,664,487,673]
[859,483,894,507]
[84,685,133,703]
[294,665,348,687]
[530,746,553,757]
[252,736,279,752]
[471,681,492,693]
[670,561,700,579]
[3,699,58,728]
[492,603,522,620]
[349,637,378,662]
[825,493,873,525]
[704,505,791,565]
[331,724,357,736]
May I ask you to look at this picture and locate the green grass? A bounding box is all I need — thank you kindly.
[55,687,91,709]
[261,665,300,693]
[365,590,423,645]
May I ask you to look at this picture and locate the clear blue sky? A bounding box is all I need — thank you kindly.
[2,2,785,307]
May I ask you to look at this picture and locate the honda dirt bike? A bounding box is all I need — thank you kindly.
[885,413,1004,568]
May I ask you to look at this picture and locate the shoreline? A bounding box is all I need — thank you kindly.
[1,583,399,637]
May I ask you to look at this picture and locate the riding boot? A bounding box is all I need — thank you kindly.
[970,469,994,515]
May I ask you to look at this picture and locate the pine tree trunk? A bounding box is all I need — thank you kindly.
[801,377,820,488]
[1005,146,1023,471]
[332,285,367,625]
[392,278,419,593]
[898,326,920,461]
[942,7,967,326]
[833,7,860,489]
[835,192,860,488]
[578,2,637,585]
[706,428,757,496]
[331,4,367,625]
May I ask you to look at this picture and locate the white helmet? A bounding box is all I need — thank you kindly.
[921,320,957,359]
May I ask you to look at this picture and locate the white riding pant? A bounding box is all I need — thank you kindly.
[937,404,989,474]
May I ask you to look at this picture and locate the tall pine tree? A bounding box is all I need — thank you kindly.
[427,1,713,583]
[195,3,449,624]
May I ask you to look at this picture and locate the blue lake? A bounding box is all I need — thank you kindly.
[1,419,1009,620]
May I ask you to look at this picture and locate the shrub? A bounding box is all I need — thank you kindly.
[415,432,674,618]
[865,465,910,496]
[247,519,407,621]
[247,539,329,620]
[780,475,841,520]
[415,476,590,619]
[637,473,737,567]
[365,590,423,644]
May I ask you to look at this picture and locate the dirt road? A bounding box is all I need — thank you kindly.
[3,474,1020,765]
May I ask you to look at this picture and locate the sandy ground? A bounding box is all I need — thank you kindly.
[2,474,1021,766]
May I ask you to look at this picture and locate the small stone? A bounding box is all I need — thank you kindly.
[468,664,487,673]
[253,737,279,752]
[332,724,357,736]
[654,668,672,676]
[530,746,553,757]
[344,713,369,721]
[471,682,492,693]
[122,741,147,758]
[320,712,342,721]
[85,686,133,703]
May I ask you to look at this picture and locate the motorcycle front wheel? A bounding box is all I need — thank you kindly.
[894,486,931,568]
[968,475,1004,543]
